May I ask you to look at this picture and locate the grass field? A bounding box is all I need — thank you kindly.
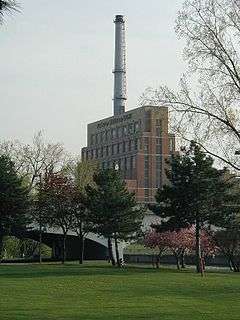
[0,262,239,320]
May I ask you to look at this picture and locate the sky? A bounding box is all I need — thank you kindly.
[0,0,186,155]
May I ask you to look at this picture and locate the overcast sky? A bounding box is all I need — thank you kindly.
[0,0,186,154]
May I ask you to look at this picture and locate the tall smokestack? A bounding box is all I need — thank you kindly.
[113,15,127,116]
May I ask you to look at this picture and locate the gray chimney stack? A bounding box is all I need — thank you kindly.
[113,15,127,116]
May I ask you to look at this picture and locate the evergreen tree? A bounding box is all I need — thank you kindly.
[151,142,235,273]
[213,186,240,272]
[84,169,143,267]
[0,155,29,260]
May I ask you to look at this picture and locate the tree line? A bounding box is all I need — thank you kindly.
[148,142,240,273]
[1,134,240,272]
[0,133,143,267]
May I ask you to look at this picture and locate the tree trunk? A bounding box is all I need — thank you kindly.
[195,219,203,275]
[79,235,85,265]
[62,234,67,264]
[228,256,234,271]
[114,235,121,268]
[175,255,180,270]
[0,234,4,263]
[156,255,160,269]
[39,222,42,264]
[180,250,186,268]
[107,237,115,266]
[230,256,240,272]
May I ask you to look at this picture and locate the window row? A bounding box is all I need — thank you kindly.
[85,139,140,159]
[90,121,141,145]
[101,156,136,171]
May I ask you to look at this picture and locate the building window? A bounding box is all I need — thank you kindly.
[104,131,107,142]
[111,145,115,155]
[100,147,104,157]
[144,137,149,153]
[95,148,99,159]
[156,155,162,188]
[124,157,128,170]
[169,137,174,153]
[130,155,136,170]
[123,141,126,153]
[117,143,120,154]
[91,150,94,159]
[118,159,121,170]
[106,146,109,156]
[123,126,128,136]
[134,139,139,151]
[112,128,117,139]
[128,123,134,134]
[156,119,162,137]
[128,140,132,152]
[144,111,151,132]
[90,135,95,145]
[134,122,139,132]
[120,158,125,170]
[156,138,162,154]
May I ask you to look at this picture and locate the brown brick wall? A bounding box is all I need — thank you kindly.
[81,105,176,204]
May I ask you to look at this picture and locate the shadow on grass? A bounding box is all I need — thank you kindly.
[0,263,190,279]
[0,262,234,280]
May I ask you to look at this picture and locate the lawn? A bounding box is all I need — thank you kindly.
[0,262,239,320]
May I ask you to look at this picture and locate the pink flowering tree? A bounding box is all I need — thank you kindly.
[144,230,171,268]
[169,227,218,269]
[196,229,218,270]
[144,228,193,269]
[144,227,217,270]
[166,228,194,270]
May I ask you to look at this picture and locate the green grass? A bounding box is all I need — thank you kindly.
[0,262,239,320]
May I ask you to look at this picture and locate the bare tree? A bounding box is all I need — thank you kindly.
[141,0,240,171]
[0,1,19,24]
[0,131,68,192]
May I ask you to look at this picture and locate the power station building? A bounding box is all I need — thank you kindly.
[81,15,176,204]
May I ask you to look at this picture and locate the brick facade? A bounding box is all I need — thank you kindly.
[82,105,175,203]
